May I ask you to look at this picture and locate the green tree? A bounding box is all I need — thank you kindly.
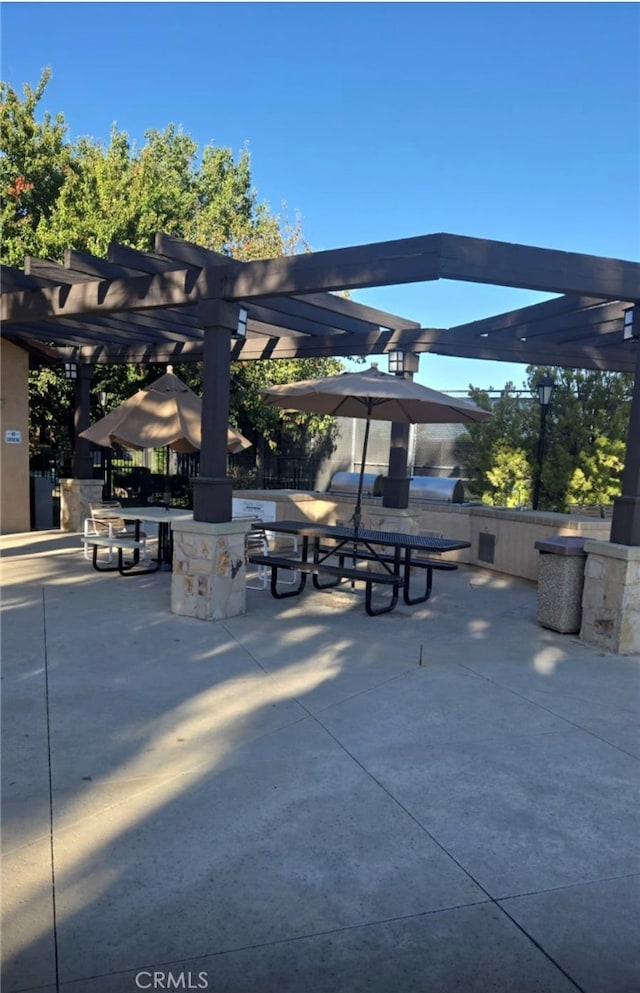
[1,69,340,473]
[485,443,532,507]
[566,434,626,510]
[466,368,631,511]
[466,381,537,503]
[541,368,631,510]
[0,69,71,265]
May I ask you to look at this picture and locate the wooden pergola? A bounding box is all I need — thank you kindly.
[2,231,639,542]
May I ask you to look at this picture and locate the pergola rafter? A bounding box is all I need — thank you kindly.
[1,231,638,540]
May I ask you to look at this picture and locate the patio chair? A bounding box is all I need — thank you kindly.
[82,501,148,562]
[245,519,298,590]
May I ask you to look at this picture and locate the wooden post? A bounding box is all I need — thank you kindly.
[610,342,640,545]
[191,299,237,523]
[382,351,419,509]
[72,362,94,479]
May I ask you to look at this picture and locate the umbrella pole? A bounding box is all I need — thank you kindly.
[353,404,373,531]
[163,446,171,509]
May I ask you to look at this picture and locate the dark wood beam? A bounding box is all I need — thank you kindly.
[446,303,625,347]
[25,257,95,284]
[0,265,230,324]
[445,295,608,339]
[231,327,430,361]
[289,291,420,330]
[156,232,421,331]
[155,232,233,268]
[52,342,206,365]
[439,234,640,303]
[411,332,635,373]
[65,247,158,279]
[0,264,53,290]
[216,234,443,299]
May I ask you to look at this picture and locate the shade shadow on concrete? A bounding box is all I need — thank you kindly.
[2,530,638,993]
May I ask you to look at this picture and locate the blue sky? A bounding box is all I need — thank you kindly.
[2,2,639,391]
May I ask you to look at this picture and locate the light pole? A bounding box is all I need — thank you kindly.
[532,375,555,511]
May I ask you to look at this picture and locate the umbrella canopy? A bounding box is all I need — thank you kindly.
[261,365,493,424]
[261,364,492,527]
[79,370,251,455]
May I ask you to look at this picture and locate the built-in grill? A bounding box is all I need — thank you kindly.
[328,472,464,503]
[408,477,465,503]
[328,472,384,496]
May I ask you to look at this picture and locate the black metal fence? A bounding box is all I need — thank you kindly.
[28,448,326,510]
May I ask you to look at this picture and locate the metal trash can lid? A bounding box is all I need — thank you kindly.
[534,536,587,555]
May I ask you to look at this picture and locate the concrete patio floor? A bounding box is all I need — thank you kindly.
[2,529,639,993]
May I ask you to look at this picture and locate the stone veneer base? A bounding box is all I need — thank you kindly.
[171,518,249,621]
[580,540,640,655]
[60,478,104,532]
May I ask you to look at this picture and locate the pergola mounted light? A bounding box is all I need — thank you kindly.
[623,306,637,341]
[234,307,248,339]
[388,350,404,375]
[387,350,419,376]
[64,362,78,380]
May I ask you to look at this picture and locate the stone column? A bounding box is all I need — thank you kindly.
[59,478,104,532]
[580,540,640,654]
[171,518,249,621]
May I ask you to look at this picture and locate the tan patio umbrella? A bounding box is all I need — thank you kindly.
[261,363,492,528]
[79,369,251,455]
[80,368,251,506]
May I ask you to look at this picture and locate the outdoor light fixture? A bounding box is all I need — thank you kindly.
[537,375,556,408]
[64,361,78,380]
[387,350,419,376]
[623,306,637,341]
[234,307,248,339]
[98,390,108,410]
[532,375,556,511]
[388,350,405,375]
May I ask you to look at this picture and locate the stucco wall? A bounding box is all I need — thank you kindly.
[1,340,30,534]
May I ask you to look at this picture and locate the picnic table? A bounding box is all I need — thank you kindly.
[248,520,470,616]
[88,506,193,574]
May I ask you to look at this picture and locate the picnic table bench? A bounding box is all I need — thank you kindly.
[248,552,404,615]
[318,545,459,604]
[88,535,162,576]
[248,520,470,616]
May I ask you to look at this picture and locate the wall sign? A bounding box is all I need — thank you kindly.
[5,430,22,444]
[232,497,277,522]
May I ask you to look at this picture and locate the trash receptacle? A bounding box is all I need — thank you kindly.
[534,536,587,633]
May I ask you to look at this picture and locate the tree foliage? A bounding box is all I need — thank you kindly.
[467,367,632,510]
[0,69,71,265]
[1,69,338,469]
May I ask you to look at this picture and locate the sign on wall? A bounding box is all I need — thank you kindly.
[232,497,277,522]
[4,430,22,444]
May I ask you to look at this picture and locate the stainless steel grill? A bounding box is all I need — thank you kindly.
[329,472,384,496]
[328,472,464,504]
[408,477,465,503]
